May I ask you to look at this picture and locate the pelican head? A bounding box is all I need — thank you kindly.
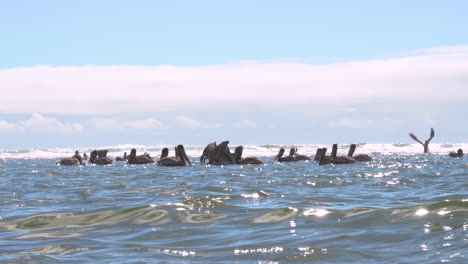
[314,148,322,161]
[129,149,137,159]
[274,148,285,162]
[234,146,244,163]
[348,144,356,157]
[331,144,338,159]
[161,148,169,158]
[316,147,328,165]
[177,144,192,166]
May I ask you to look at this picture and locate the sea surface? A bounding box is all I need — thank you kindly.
[0,143,467,263]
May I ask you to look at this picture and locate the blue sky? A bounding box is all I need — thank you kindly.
[1,1,468,149]
[2,0,467,67]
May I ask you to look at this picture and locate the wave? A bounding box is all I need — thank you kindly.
[3,200,466,232]
[0,143,467,160]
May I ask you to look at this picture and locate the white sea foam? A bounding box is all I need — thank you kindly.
[0,143,467,160]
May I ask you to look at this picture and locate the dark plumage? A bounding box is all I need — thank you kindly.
[409,128,435,153]
[127,149,154,165]
[157,145,192,167]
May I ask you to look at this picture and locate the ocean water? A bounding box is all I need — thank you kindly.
[0,144,467,263]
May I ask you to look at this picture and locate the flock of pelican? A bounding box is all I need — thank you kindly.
[57,141,372,166]
[57,128,464,166]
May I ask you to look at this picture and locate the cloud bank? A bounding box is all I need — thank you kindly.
[0,113,83,133]
[0,114,167,133]
[1,46,467,116]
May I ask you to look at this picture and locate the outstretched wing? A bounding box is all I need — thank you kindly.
[428,128,435,142]
[200,142,216,163]
[409,133,424,145]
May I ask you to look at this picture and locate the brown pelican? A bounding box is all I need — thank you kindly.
[289,147,310,161]
[157,145,192,167]
[316,148,331,165]
[314,148,322,162]
[57,150,85,166]
[317,145,356,165]
[200,142,217,164]
[449,149,464,158]
[347,144,373,161]
[210,141,236,165]
[410,128,435,153]
[330,144,356,164]
[314,148,332,163]
[200,141,236,165]
[116,152,128,161]
[233,146,263,165]
[274,148,299,162]
[89,149,113,165]
[127,149,155,165]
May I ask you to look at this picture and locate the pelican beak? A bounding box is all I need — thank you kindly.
[315,149,325,164]
[200,145,210,164]
[273,154,279,161]
[179,145,192,166]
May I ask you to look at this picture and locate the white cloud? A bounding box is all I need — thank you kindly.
[176,116,201,128]
[127,118,164,129]
[0,114,165,134]
[20,113,84,133]
[0,120,17,131]
[89,117,164,130]
[89,117,123,129]
[328,119,375,129]
[0,45,467,116]
[415,45,468,55]
[232,119,257,128]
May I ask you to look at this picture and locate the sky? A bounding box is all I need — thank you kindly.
[1,0,468,149]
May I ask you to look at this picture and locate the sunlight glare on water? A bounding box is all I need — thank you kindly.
[0,144,467,263]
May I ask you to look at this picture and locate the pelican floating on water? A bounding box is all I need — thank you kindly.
[314,148,332,164]
[274,148,299,162]
[347,144,372,161]
[89,149,113,165]
[157,145,192,166]
[449,149,464,158]
[289,147,310,161]
[317,144,356,165]
[209,141,236,165]
[330,144,356,164]
[200,141,236,165]
[410,128,435,153]
[200,141,262,165]
[127,149,155,164]
[233,146,263,165]
[315,148,330,165]
[57,150,85,166]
